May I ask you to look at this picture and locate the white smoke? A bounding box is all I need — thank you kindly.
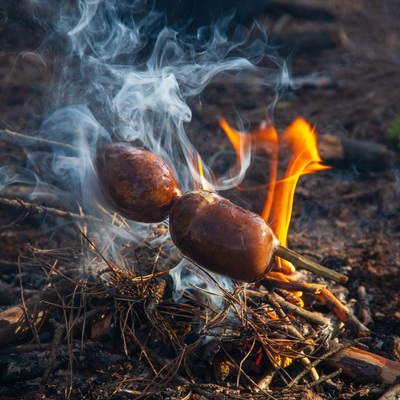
[4,0,286,306]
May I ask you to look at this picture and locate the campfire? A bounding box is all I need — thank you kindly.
[1,119,398,396]
[1,1,400,399]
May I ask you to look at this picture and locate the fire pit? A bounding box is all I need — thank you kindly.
[0,1,400,399]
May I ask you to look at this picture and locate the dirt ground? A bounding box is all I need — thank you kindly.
[0,1,400,399]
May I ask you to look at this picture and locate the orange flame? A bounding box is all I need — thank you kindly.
[197,153,212,191]
[221,117,330,275]
[269,118,330,273]
[220,118,279,216]
[187,147,213,191]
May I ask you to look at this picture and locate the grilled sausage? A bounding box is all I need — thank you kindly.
[97,146,347,283]
[169,190,279,281]
[97,143,182,222]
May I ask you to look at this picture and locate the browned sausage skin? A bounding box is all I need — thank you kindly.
[96,145,347,283]
[97,143,182,223]
[169,190,280,282]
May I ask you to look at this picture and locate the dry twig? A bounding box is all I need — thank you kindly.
[248,289,326,327]
[0,196,104,225]
[0,129,78,153]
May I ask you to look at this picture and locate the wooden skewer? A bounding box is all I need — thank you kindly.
[275,244,348,284]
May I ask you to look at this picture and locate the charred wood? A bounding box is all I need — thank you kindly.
[379,383,400,400]
[318,134,398,172]
[0,281,73,348]
[269,28,346,57]
[0,351,48,384]
[326,342,400,385]
[266,1,335,22]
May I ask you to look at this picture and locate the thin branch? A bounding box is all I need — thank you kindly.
[0,196,103,225]
[1,129,78,153]
[0,210,30,232]
[247,290,326,326]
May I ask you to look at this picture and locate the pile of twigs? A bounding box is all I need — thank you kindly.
[0,127,399,397]
[1,222,399,400]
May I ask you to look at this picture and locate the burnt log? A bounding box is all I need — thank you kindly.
[326,343,400,385]
[318,135,398,172]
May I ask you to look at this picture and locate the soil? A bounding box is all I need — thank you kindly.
[0,1,400,399]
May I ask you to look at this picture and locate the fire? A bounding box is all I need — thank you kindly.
[196,153,212,191]
[267,118,331,273]
[219,118,279,217]
[221,117,330,275]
